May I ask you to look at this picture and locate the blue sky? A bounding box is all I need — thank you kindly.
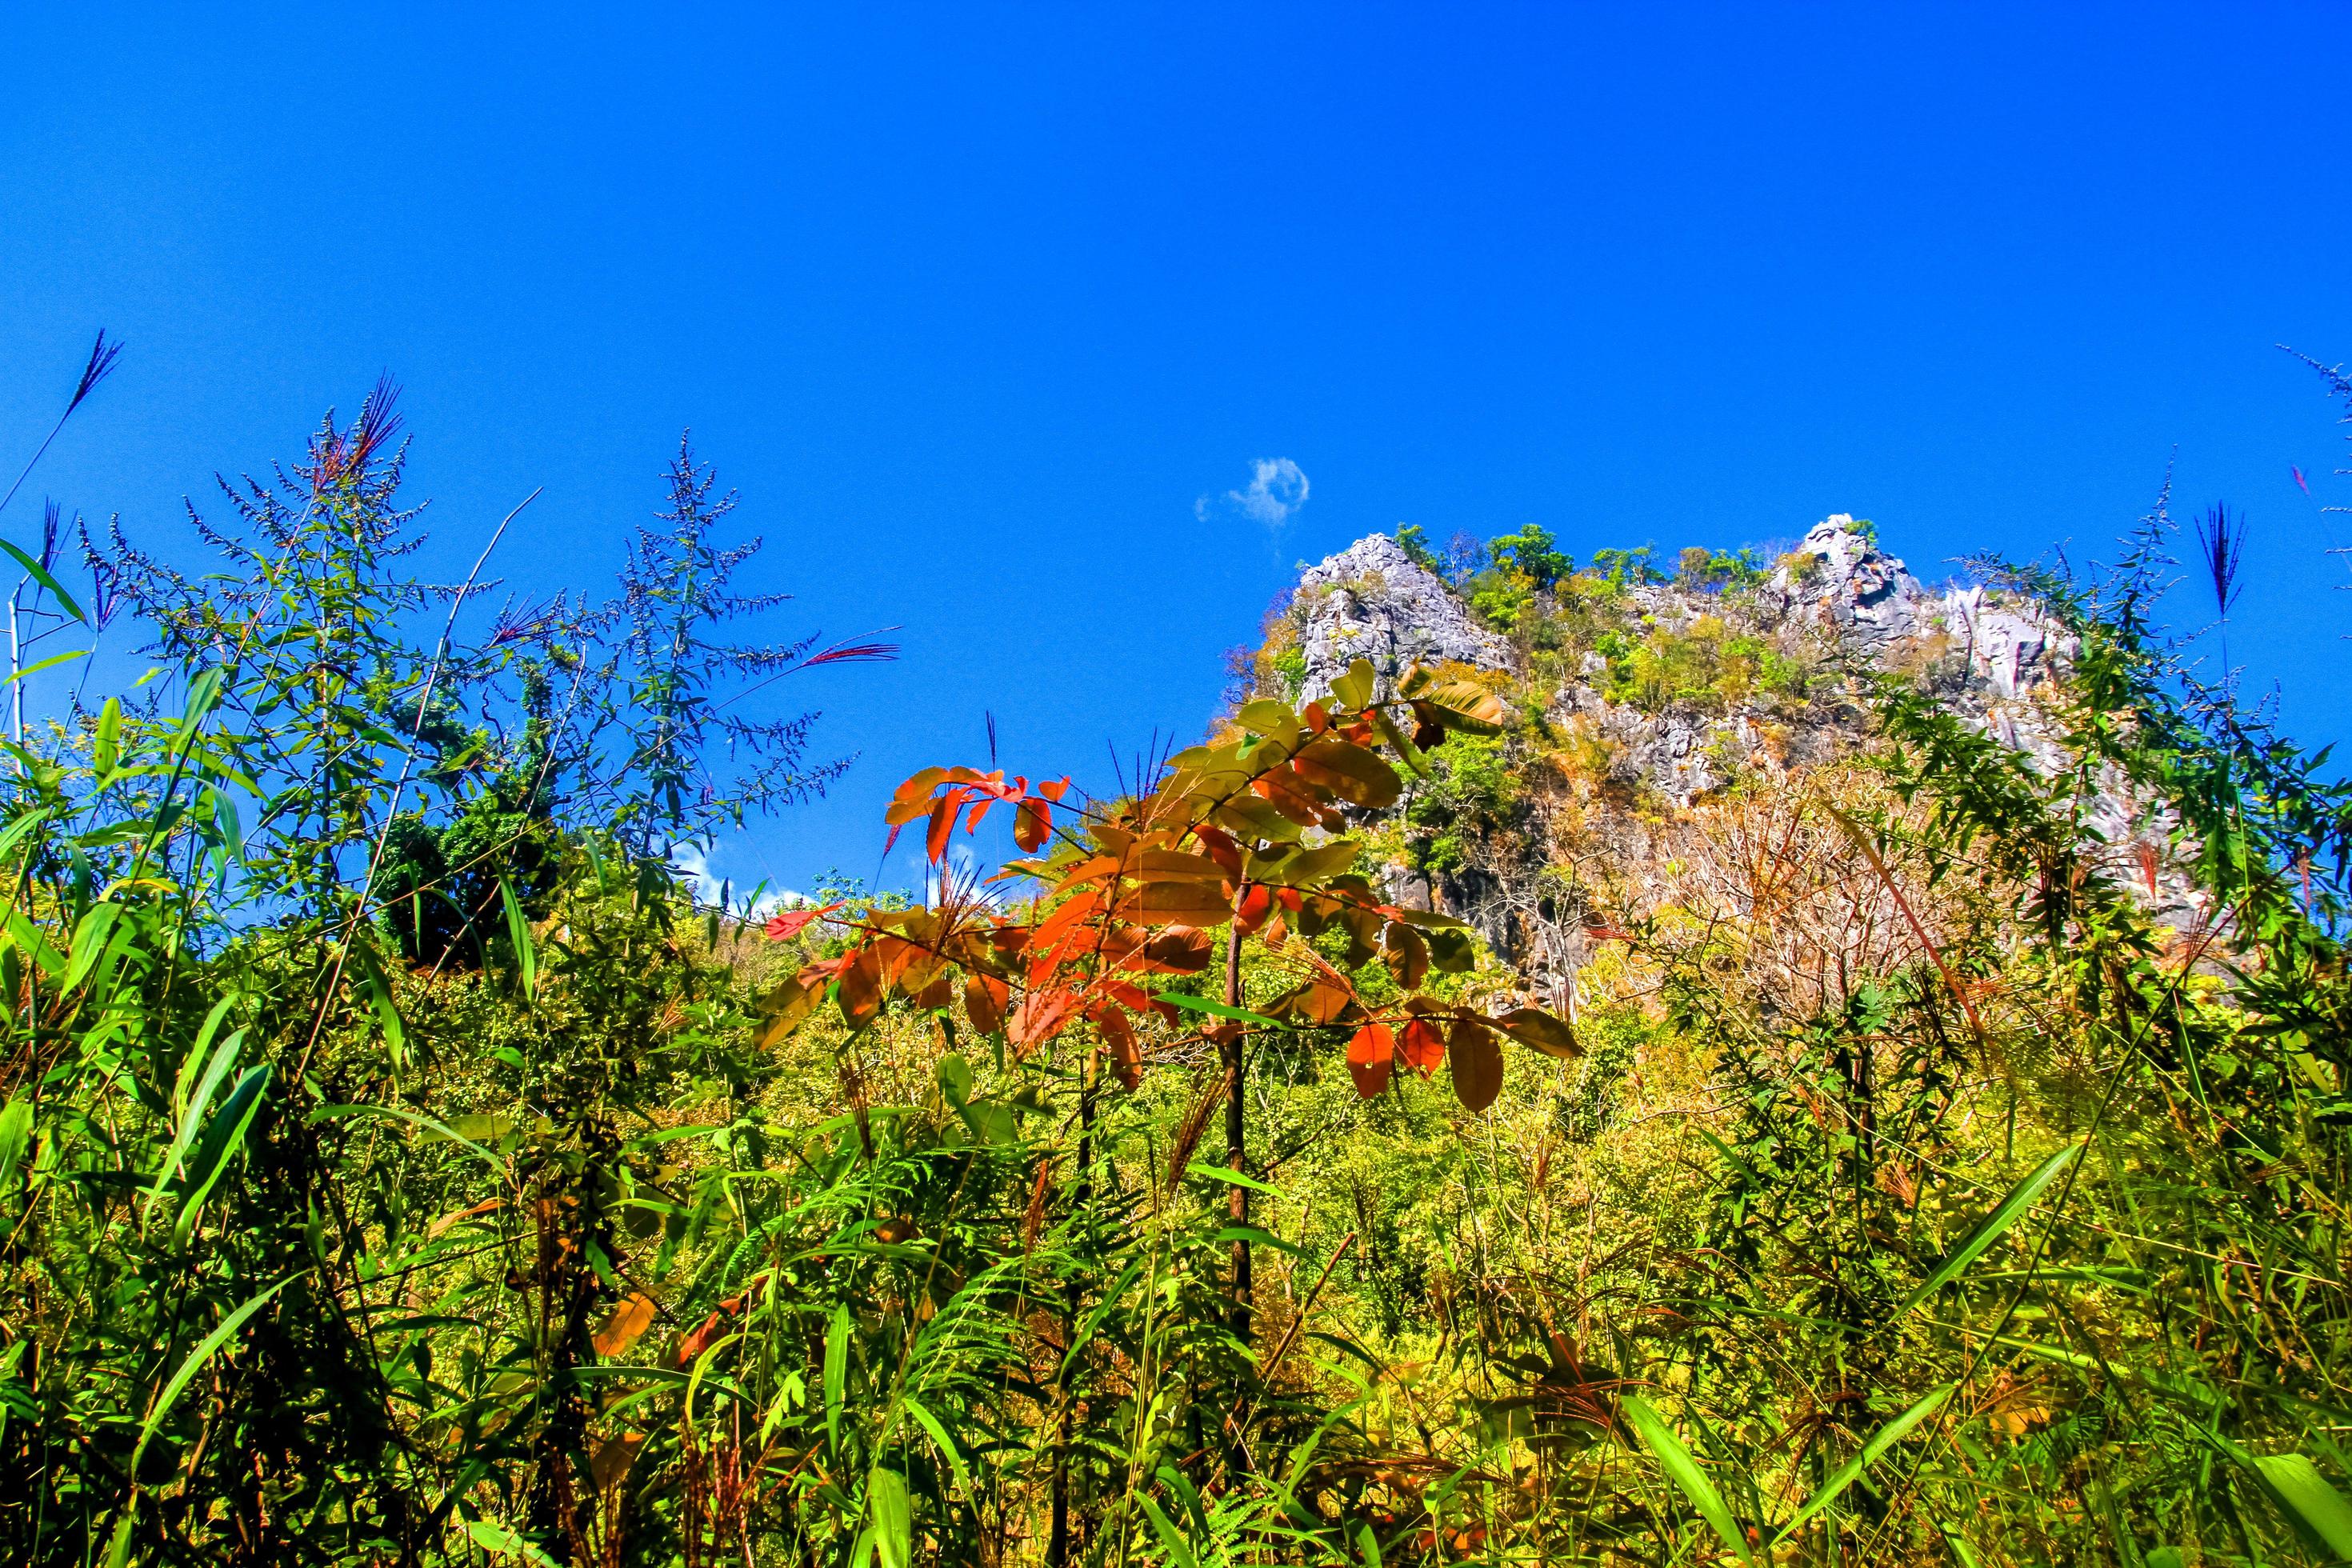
[6,4,2351,898]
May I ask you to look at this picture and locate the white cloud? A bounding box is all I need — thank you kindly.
[1197,457,1310,530]
[669,840,805,919]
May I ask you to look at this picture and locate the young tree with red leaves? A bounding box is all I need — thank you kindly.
[759,658,1580,1350]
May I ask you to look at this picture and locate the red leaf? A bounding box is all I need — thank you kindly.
[1234,884,1273,935]
[926,790,964,864]
[1094,1006,1142,1089]
[1399,1017,1446,1074]
[1192,824,1242,880]
[676,1309,728,1366]
[763,902,842,941]
[1346,1022,1394,1097]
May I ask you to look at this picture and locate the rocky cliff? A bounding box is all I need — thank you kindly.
[1256,516,2202,1006]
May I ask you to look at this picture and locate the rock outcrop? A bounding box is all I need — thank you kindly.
[1277,516,2204,984]
[1290,534,1512,702]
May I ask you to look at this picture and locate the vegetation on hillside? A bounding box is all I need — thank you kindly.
[5,346,2352,1567]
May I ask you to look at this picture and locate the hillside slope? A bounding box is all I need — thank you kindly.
[1254,518,2208,1004]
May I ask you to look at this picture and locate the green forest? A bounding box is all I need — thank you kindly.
[9,351,2352,1568]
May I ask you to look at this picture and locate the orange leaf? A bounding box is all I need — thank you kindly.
[755,974,820,1048]
[594,1293,659,1358]
[874,935,926,988]
[837,946,882,1030]
[1301,979,1354,1025]
[1346,1022,1394,1097]
[1292,738,1402,810]
[1122,925,1213,974]
[926,790,962,863]
[1251,771,1324,827]
[676,1309,729,1367]
[1382,922,1430,987]
[1128,880,1237,926]
[1234,884,1274,935]
[1399,1016,1446,1074]
[1495,1006,1578,1059]
[1015,796,1051,852]
[963,973,1009,1034]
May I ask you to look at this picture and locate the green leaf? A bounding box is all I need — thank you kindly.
[2,647,87,688]
[1152,991,1284,1030]
[899,1394,972,1493]
[0,538,85,624]
[1623,1394,1755,1566]
[122,1274,298,1493]
[2252,1454,2352,1562]
[94,696,119,775]
[61,902,122,993]
[5,909,66,982]
[935,1053,973,1107]
[1138,1496,1202,1568]
[0,807,50,866]
[0,1095,32,1199]
[1235,698,1304,746]
[1899,1142,2082,1315]
[310,1103,508,1172]
[1771,1384,1954,1543]
[1370,705,1430,776]
[868,1466,912,1568]
[461,1518,562,1566]
[823,1302,850,1457]
[1331,657,1377,711]
[174,1065,270,1246]
[1186,1162,1282,1196]
[500,878,537,1002]
[145,1026,245,1215]
[1211,1224,1310,1258]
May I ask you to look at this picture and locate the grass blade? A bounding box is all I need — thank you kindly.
[868,1466,911,1568]
[1139,1495,1202,1568]
[1623,1394,1755,1566]
[0,537,86,623]
[1771,1383,1954,1544]
[1899,1142,2082,1316]
[111,1275,298,1548]
[500,877,536,1002]
[2252,1454,2352,1561]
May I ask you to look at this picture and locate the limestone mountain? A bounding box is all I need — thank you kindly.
[1246,515,2206,1009]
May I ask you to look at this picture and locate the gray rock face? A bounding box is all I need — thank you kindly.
[1778,515,1930,652]
[1286,521,2210,1000]
[1768,514,2070,696]
[1290,534,1512,702]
